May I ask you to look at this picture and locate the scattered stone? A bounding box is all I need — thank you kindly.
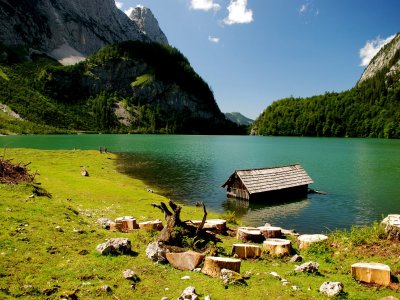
[205,296,211,300]
[123,269,140,282]
[181,276,191,280]
[161,297,168,300]
[55,226,63,232]
[97,217,112,229]
[220,268,246,286]
[295,261,319,273]
[319,281,344,297]
[78,249,89,255]
[351,262,391,286]
[193,268,201,272]
[243,270,252,278]
[290,254,303,263]
[292,286,301,291]
[269,272,281,280]
[146,242,169,263]
[166,250,205,271]
[81,169,89,176]
[282,279,291,286]
[73,228,86,234]
[178,286,198,300]
[281,229,299,237]
[101,285,112,292]
[96,238,132,255]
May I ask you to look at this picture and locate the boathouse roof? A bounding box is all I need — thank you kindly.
[222,163,313,195]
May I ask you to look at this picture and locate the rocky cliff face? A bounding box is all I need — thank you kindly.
[129,6,168,45]
[358,33,400,85]
[0,0,167,63]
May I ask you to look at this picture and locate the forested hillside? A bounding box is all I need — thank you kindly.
[0,42,242,134]
[253,34,400,138]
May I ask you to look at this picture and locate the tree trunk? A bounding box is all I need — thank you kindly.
[258,226,282,239]
[297,234,328,250]
[351,262,391,286]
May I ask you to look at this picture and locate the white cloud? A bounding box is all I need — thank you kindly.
[190,0,220,11]
[208,36,220,43]
[359,34,396,67]
[115,1,123,9]
[124,7,134,16]
[223,0,253,25]
[299,4,307,13]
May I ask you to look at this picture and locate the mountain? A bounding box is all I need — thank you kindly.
[225,112,254,126]
[252,32,400,138]
[129,6,168,45]
[358,34,400,85]
[0,0,167,64]
[0,0,242,134]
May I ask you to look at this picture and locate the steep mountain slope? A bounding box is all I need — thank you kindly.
[0,42,241,134]
[0,0,166,64]
[253,32,400,138]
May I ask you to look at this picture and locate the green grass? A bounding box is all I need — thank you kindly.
[131,73,154,87]
[1,149,399,299]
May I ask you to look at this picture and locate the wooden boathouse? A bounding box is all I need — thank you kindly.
[222,164,314,201]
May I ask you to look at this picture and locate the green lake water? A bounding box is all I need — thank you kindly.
[1,134,400,233]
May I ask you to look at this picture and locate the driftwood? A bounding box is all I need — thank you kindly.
[151,200,219,248]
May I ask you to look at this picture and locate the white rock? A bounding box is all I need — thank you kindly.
[319,281,344,297]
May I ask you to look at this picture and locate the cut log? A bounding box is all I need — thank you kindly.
[236,227,263,243]
[202,256,241,277]
[381,214,400,240]
[351,262,391,286]
[263,239,291,257]
[139,220,163,231]
[166,250,205,271]
[109,221,120,232]
[231,244,262,259]
[258,226,282,239]
[297,234,328,250]
[115,216,138,232]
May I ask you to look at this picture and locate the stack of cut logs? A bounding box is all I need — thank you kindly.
[109,216,163,233]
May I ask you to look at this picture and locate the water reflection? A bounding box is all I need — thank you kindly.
[223,197,310,227]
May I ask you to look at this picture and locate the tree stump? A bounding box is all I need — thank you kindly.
[231,244,262,259]
[115,216,139,232]
[236,227,263,243]
[139,220,163,231]
[381,214,400,240]
[263,239,291,257]
[297,234,328,250]
[351,262,391,286]
[109,222,120,232]
[258,226,282,239]
[202,256,241,277]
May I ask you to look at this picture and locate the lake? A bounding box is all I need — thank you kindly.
[1,134,400,234]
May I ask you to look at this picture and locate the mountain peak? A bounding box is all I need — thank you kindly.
[358,33,400,85]
[129,6,168,45]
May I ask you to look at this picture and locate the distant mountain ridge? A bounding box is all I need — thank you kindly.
[252,32,400,138]
[225,112,253,126]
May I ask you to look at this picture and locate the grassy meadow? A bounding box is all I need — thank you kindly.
[1,148,400,299]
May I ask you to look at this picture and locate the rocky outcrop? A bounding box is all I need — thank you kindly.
[129,6,168,45]
[0,0,167,63]
[358,33,400,85]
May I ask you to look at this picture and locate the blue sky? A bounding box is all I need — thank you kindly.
[115,0,400,119]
